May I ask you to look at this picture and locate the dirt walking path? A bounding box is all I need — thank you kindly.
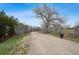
[27,32,79,55]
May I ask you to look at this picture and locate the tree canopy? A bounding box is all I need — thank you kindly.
[34,4,65,33]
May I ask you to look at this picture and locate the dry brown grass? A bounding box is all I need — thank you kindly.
[10,35,31,55]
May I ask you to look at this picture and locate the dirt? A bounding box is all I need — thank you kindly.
[27,32,79,55]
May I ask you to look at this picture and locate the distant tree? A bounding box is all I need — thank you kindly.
[34,4,65,33]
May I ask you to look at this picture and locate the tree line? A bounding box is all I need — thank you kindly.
[0,10,28,42]
[34,4,65,33]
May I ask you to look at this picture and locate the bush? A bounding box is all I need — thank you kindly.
[8,27,15,36]
[0,24,6,42]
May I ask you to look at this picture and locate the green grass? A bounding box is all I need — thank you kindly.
[0,34,27,55]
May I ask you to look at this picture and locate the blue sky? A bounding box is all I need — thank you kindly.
[0,3,79,27]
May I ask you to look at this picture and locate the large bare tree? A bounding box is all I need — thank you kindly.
[34,4,65,33]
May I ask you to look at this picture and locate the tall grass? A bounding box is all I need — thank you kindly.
[50,29,79,42]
